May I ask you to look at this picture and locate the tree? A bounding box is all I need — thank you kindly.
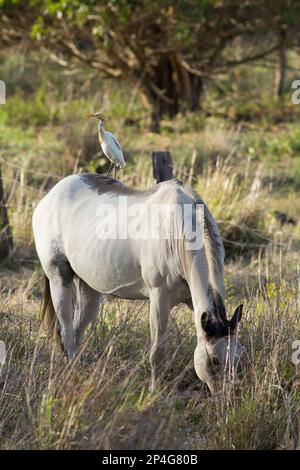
[273,1,300,102]
[1,0,299,130]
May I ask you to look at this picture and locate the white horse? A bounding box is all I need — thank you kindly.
[32,174,243,393]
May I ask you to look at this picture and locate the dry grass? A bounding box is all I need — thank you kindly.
[0,257,300,449]
[197,156,270,258]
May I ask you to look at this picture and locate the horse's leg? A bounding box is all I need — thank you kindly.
[49,276,75,359]
[73,276,102,350]
[149,286,170,391]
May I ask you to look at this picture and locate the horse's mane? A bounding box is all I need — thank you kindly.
[181,185,227,323]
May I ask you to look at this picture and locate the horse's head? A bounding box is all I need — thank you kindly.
[194,304,243,394]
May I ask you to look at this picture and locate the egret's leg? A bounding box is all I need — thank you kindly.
[114,165,117,179]
[106,161,113,177]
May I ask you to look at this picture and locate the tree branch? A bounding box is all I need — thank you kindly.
[219,43,279,68]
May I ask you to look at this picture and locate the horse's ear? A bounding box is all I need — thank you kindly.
[201,311,214,336]
[229,304,243,331]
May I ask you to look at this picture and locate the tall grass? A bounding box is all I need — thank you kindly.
[1,263,299,449]
[197,156,270,258]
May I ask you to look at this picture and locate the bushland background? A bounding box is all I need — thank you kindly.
[0,0,300,450]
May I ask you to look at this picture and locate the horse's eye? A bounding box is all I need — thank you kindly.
[212,357,219,367]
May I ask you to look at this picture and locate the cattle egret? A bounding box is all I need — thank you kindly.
[86,112,126,178]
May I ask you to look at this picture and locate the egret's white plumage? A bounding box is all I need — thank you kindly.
[87,112,126,176]
[99,126,126,168]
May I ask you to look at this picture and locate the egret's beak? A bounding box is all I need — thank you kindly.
[85,113,98,119]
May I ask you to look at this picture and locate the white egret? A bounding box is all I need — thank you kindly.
[86,112,126,178]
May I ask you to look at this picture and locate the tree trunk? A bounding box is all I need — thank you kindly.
[0,165,13,261]
[146,55,203,132]
[274,27,287,102]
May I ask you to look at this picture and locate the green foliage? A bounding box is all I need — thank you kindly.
[3,0,300,127]
[0,92,51,126]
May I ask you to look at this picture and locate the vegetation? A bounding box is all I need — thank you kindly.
[0,277,299,449]
[0,2,300,450]
[1,0,300,129]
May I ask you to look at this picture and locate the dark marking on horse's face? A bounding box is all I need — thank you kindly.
[202,285,243,341]
[201,311,231,340]
[199,285,231,340]
[50,242,74,287]
[80,173,159,197]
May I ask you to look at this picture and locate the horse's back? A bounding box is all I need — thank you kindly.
[33,174,191,232]
[32,174,199,295]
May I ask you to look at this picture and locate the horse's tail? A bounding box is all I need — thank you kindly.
[41,275,62,348]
